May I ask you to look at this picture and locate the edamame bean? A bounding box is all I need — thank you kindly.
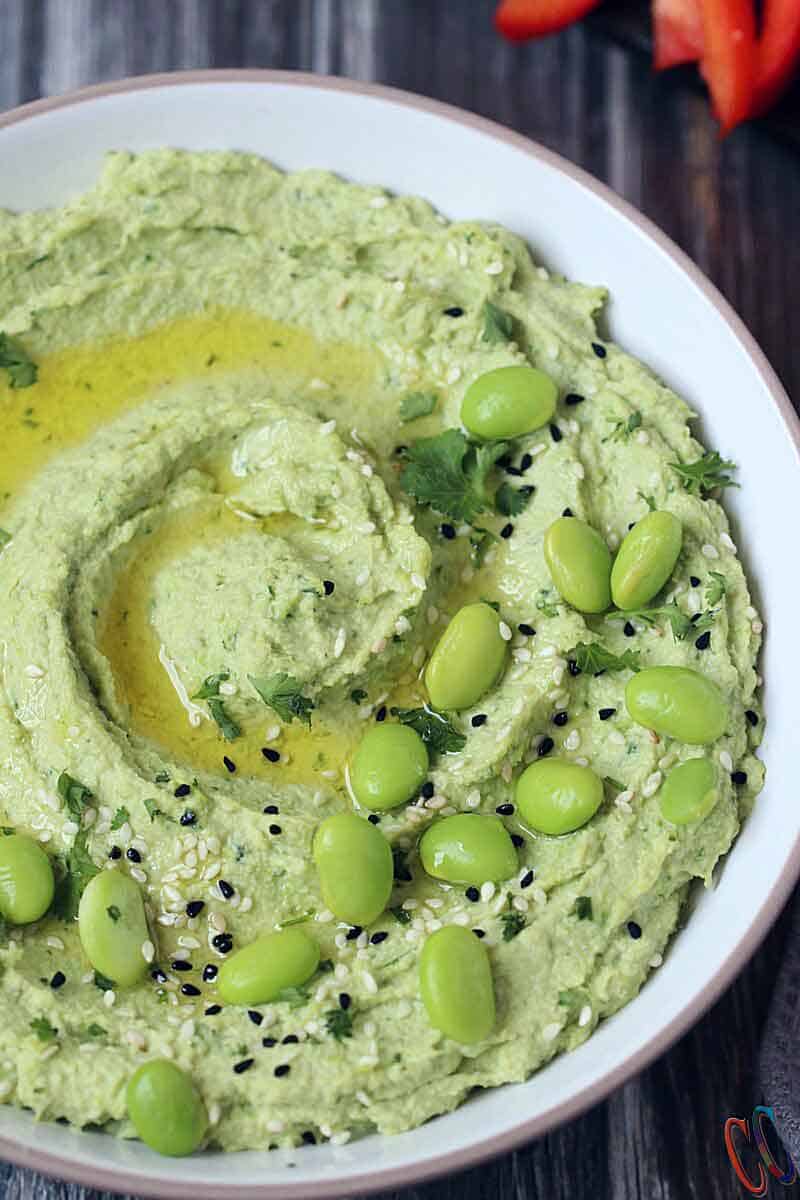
[625,666,728,744]
[313,812,393,926]
[217,928,320,1006]
[425,602,508,711]
[0,834,54,924]
[544,516,612,613]
[461,364,558,440]
[350,724,429,811]
[419,926,495,1044]
[419,814,517,885]
[659,758,719,825]
[78,870,150,988]
[515,758,604,835]
[611,511,682,610]
[126,1060,208,1157]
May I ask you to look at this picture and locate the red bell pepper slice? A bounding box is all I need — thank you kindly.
[752,0,800,115]
[652,0,704,71]
[495,0,603,41]
[698,0,756,133]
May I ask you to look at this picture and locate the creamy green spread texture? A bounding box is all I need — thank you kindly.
[0,151,764,1149]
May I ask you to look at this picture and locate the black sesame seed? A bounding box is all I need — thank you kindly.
[181,983,201,997]
[592,342,607,359]
[394,445,407,457]
[520,870,535,889]
[538,736,555,757]
[421,781,435,799]
[465,886,480,902]
[151,969,168,984]
[473,929,486,939]
[346,925,363,941]
[246,1011,263,1027]
[234,1058,255,1074]
[471,713,488,728]
[263,804,280,814]
[282,1034,299,1045]
[274,1064,291,1078]
[732,770,748,785]
[565,392,585,405]
[562,507,573,517]
[505,465,524,477]
[186,900,205,919]
[339,992,352,1010]
[511,833,525,848]
[302,1131,317,1145]
[262,748,281,763]
[568,659,581,676]
[690,576,701,587]
[520,452,533,471]
[375,705,387,722]
[550,423,562,443]
[440,523,456,540]
[497,454,512,470]
[218,879,235,900]
[443,306,464,317]
[202,964,218,983]
[695,631,711,651]
[496,803,515,816]
[623,621,636,638]
[323,580,335,596]
[223,755,236,774]
[50,971,66,990]
[174,784,191,798]
[269,824,282,836]
[171,959,192,972]
[180,810,197,826]
[627,921,642,940]
[745,709,758,727]
[109,846,122,860]
[212,934,233,954]
[126,847,141,863]
[205,1004,222,1016]
[368,813,380,824]
[500,523,514,539]
[598,707,617,721]
[262,1036,277,1047]
[518,623,536,636]
[628,521,636,531]
[553,711,569,727]
[370,931,388,945]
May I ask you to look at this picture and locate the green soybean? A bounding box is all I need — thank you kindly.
[419,814,517,885]
[425,602,508,711]
[659,758,719,825]
[313,812,393,926]
[515,758,604,835]
[461,364,558,440]
[217,928,320,1006]
[611,510,683,610]
[78,870,150,988]
[625,666,728,744]
[126,1060,208,1157]
[350,723,429,811]
[0,834,54,924]
[419,926,495,1044]
[544,516,612,613]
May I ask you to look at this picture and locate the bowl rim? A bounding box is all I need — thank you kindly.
[0,66,799,1200]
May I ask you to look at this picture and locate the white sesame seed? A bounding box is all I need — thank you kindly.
[499,621,512,642]
[333,628,347,658]
[331,1131,352,1146]
[130,867,147,884]
[702,543,720,560]
[649,953,664,968]
[411,572,426,590]
[157,913,176,927]
[720,532,736,552]
[370,194,388,209]
[267,1118,286,1134]
[362,971,378,995]
[319,419,337,435]
[209,912,226,934]
[658,752,678,771]
[359,521,376,534]
[564,730,581,752]
[218,681,237,697]
[141,940,155,963]
[402,898,419,910]
[608,730,626,747]
[512,896,529,913]
[103,989,116,1008]
[485,260,503,275]
[395,615,412,635]
[446,366,461,384]
[178,935,201,950]
[480,881,496,903]
[356,569,370,587]
[542,1022,561,1043]
[635,430,650,446]
[466,789,481,809]
[642,771,663,798]
[539,645,556,659]
[335,933,348,950]
[63,821,80,837]
[719,749,733,772]
[46,936,64,951]
[745,605,757,620]
[25,664,45,678]
[579,1005,592,1028]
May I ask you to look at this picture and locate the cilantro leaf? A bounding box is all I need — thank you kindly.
[144,797,173,822]
[0,529,12,550]
[93,971,115,991]
[670,450,738,497]
[705,571,727,606]
[110,806,129,831]
[324,1007,354,1041]
[481,300,514,344]
[536,589,560,618]
[85,1023,107,1039]
[604,411,642,443]
[607,603,693,641]
[575,896,593,920]
[470,526,498,566]
[56,771,93,820]
[390,905,411,924]
[350,688,368,705]
[0,333,38,389]
[50,830,99,922]
[690,609,717,637]
[637,491,657,512]
[400,429,508,524]
[399,391,438,423]
[30,1017,58,1042]
[500,908,526,942]
[495,481,533,518]
[568,642,641,675]
[192,672,230,700]
[392,846,413,883]
[192,673,241,741]
[249,672,314,726]
[390,706,466,755]
[106,905,121,923]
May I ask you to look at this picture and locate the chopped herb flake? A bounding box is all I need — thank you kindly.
[0,332,38,389]
[568,642,641,675]
[481,300,514,344]
[400,428,508,524]
[670,451,738,497]
[399,391,438,423]
[390,706,466,755]
[249,673,314,726]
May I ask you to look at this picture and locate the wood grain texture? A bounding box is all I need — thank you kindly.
[1,3,798,1198]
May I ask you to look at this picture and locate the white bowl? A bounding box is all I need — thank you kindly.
[1,70,798,1200]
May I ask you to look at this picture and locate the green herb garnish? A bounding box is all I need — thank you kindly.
[192,672,241,741]
[500,906,526,942]
[400,429,508,524]
[575,896,593,920]
[324,1007,354,1041]
[50,830,99,922]
[390,706,466,755]
[390,906,411,925]
[350,688,368,705]
[392,847,413,883]
[399,391,438,423]
[670,450,738,497]
[106,905,121,923]
[0,529,12,550]
[30,1017,58,1042]
[495,481,533,518]
[94,971,115,992]
[481,300,514,344]
[56,771,93,820]
[0,333,38,389]
[249,672,314,726]
[604,411,642,443]
[273,985,310,1009]
[568,643,641,675]
[110,806,129,832]
[536,589,560,619]
[143,797,173,822]
[705,571,727,606]
[85,1023,107,1039]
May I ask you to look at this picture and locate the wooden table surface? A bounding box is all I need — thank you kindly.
[1,3,798,1198]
